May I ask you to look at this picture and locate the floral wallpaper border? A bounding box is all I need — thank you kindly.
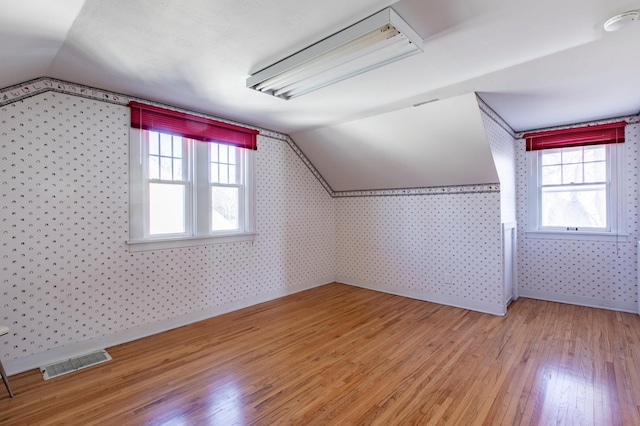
[1,77,502,198]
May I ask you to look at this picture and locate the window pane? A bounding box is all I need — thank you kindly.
[220,145,228,163]
[160,157,173,180]
[562,164,583,184]
[219,164,229,184]
[541,165,561,185]
[562,147,583,164]
[210,163,219,183]
[584,146,605,162]
[148,132,160,155]
[584,161,606,183]
[160,133,173,156]
[228,147,236,165]
[149,155,160,179]
[211,186,239,231]
[173,159,183,179]
[172,138,183,158]
[211,143,219,162]
[541,151,561,165]
[541,184,606,228]
[228,165,237,184]
[149,183,185,234]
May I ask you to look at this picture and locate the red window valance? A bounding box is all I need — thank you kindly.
[524,121,627,151]
[129,101,258,150]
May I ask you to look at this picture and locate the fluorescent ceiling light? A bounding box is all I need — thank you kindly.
[247,8,423,100]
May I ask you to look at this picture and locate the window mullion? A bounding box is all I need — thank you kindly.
[540,181,607,189]
[184,138,193,237]
[149,179,190,185]
[537,151,543,231]
[581,147,585,185]
[194,140,210,236]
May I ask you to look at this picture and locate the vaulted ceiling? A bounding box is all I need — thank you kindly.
[2,0,639,191]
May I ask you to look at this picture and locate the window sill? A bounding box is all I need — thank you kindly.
[525,230,629,242]
[127,233,257,252]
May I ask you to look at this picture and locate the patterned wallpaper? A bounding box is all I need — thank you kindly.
[335,192,505,314]
[516,122,639,311]
[334,106,511,315]
[0,79,509,368]
[4,76,635,369]
[0,77,500,200]
[0,92,335,363]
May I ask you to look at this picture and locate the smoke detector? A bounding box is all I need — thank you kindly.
[604,10,640,32]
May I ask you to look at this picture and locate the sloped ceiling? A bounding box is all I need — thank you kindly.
[1,0,639,191]
[291,94,498,191]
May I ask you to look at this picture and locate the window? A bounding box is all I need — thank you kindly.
[536,145,611,231]
[128,102,258,251]
[147,131,188,236]
[525,121,627,241]
[210,142,243,232]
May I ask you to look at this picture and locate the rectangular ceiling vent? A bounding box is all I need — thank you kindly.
[40,349,112,380]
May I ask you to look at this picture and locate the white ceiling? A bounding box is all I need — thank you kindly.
[291,93,498,191]
[1,0,639,191]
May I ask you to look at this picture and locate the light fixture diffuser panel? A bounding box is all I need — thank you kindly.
[247,8,423,100]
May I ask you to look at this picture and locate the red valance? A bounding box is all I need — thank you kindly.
[524,121,627,151]
[129,101,258,150]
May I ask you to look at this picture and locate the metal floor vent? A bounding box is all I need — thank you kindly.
[40,349,112,380]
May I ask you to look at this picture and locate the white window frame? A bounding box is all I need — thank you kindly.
[128,129,256,252]
[525,143,627,242]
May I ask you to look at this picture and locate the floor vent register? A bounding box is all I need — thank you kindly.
[40,350,112,380]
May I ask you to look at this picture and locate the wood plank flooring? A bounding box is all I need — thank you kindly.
[2,283,640,425]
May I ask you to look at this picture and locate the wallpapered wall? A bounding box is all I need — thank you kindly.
[2,78,637,371]
[335,192,505,315]
[334,111,513,316]
[516,123,639,312]
[0,92,335,365]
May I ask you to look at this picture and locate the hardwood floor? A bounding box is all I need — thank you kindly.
[2,283,640,425]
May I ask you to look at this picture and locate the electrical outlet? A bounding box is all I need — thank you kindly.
[444,273,453,284]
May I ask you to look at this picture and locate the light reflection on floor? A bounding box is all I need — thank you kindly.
[536,363,614,424]
[204,374,245,425]
[147,374,245,425]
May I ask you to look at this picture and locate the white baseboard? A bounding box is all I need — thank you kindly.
[9,279,634,377]
[336,276,505,316]
[4,277,333,376]
[518,289,637,313]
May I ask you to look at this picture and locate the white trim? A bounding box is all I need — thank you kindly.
[126,232,258,252]
[524,230,630,242]
[518,289,637,313]
[8,280,634,375]
[502,222,518,307]
[3,277,334,376]
[195,140,210,235]
[129,130,257,251]
[336,277,505,316]
[526,143,626,240]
